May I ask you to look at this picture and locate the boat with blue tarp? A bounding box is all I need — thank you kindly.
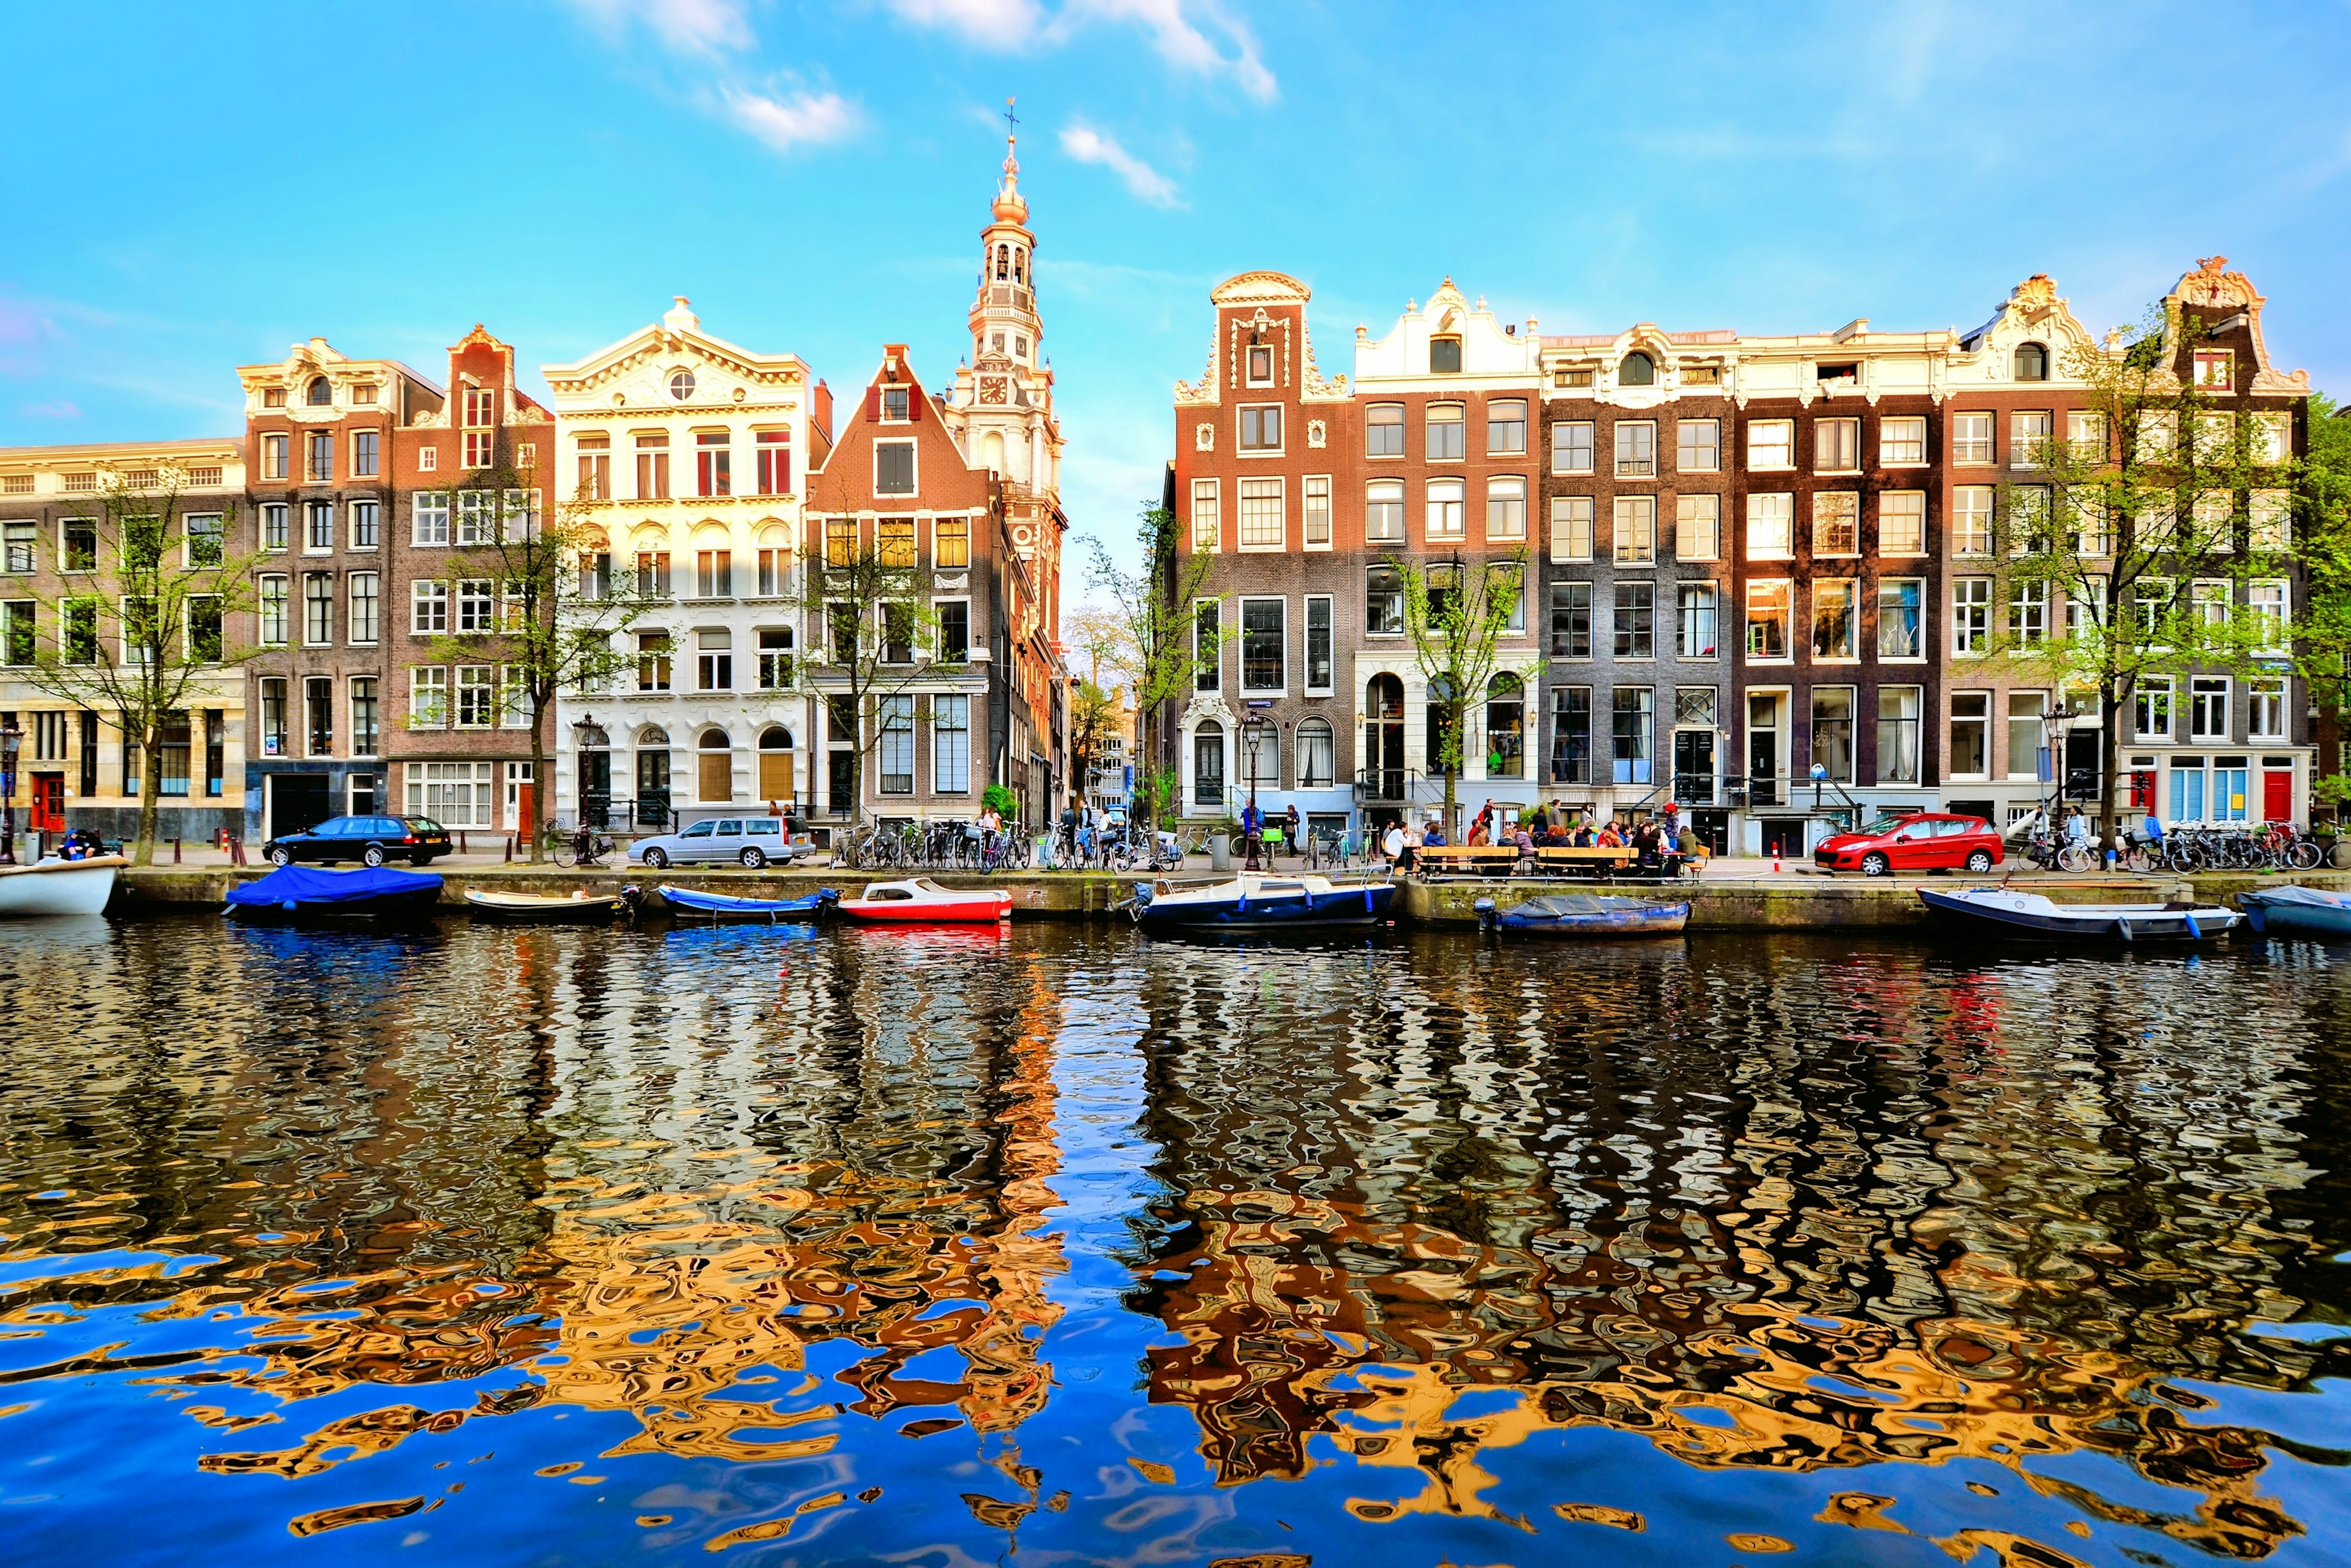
[1477,892,1689,937]
[224,864,444,924]
[1916,885,2239,942]
[658,885,841,921]
[2240,884,2351,940]
[1127,871,1394,932]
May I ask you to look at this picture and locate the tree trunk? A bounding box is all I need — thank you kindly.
[1441,695,1461,836]
[133,724,162,868]
[2099,683,2124,857]
[528,696,547,865]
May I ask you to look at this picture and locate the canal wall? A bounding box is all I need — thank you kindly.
[110,864,2351,930]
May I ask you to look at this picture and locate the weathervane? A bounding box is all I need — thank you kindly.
[1005,97,1019,143]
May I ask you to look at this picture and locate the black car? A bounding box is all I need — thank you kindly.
[264,815,452,868]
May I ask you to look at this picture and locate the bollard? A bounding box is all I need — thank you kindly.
[504,835,513,863]
[173,837,182,864]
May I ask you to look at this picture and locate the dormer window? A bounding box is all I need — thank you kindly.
[2193,350,2233,390]
[2013,342,2049,382]
[1430,336,1463,374]
[1553,368,1594,389]
[1619,351,1655,386]
[669,369,697,402]
[1682,364,1720,385]
[263,387,288,409]
[883,386,910,421]
[1246,342,1273,384]
[306,376,333,406]
[352,383,378,405]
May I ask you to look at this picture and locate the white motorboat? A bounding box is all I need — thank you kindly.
[1128,870,1395,932]
[0,854,126,917]
[1917,885,2240,942]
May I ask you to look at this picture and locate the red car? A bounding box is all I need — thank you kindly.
[1813,812,2003,877]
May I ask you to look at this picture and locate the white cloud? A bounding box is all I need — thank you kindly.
[1061,0,1275,100]
[722,88,861,153]
[1060,122,1180,207]
[883,0,1045,49]
[563,0,754,56]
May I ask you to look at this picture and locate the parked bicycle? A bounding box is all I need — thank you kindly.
[550,825,614,869]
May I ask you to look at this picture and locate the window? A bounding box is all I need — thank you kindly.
[880,384,912,422]
[1815,418,1859,473]
[57,517,95,572]
[1367,403,1404,457]
[450,664,493,729]
[1239,478,1284,549]
[62,598,98,666]
[1365,479,1404,544]
[691,628,732,692]
[1944,413,1992,470]
[874,440,915,497]
[0,601,30,664]
[1239,405,1282,452]
[2137,411,2178,463]
[2187,676,2229,741]
[1954,486,1993,555]
[757,626,795,689]
[928,514,969,569]
[1549,495,1593,561]
[2253,412,2290,464]
[2250,490,2290,552]
[351,678,379,757]
[2014,342,2049,381]
[2134,677,2173,740]
[2249,678,2287,740]
[1612,687,1653,783]
[1951,577,1991,656]
[881,601,916,664]
[1486,674,1525,778]
[350,429,378,479]
[1305,595,1333,692]
[1950,692,1991,776]
[408,760,493,827]
[1614,420,1656,478]
[1425,478,1465,541]
[576,434,612,500]
[1676,584,1717,658]
[1879,490,1925,555]
[1487,399,1527,455]
[637,631,672,691]
[1813,579,1856,659]
[1488,476,1528,541]
[2001,689,2047,779]
[258,678,288,758]
[1612,494,1655,563]
[1747,419,1794,470]
[302,500,332,552]
[1245,342,1273,384]
[408,578,448,634]
[1812,688,1854,784]
[1549,582,1592,658]
[2009,579,2049,648]
[1878,577,1923,659]
[1240,598,1284,692]
[1427,403,1466,461]
[628,432,670,500]
[1663,493,1719,562]
[260,432,288,481]
[2066,579,2108,642]
[407,666,447,730]
[1551,420,1595,475]
[637,550,673,596]
[258,575,288,647]
[1812,492,1858,555]
[418,447,437,472]
[184,595,222,662]
[306,430,333,482]
[302,572,332,645]
[2010,410,2052,468]
[1745,580,1790,660]
[347,571,379,645]
[934,695,970,793]
[2058,410,2104,463]
[1191,478,1220,552]
[1746,493,1792,558]
[1295,716,1334,789]
[688,430,730,498]
[876,517,913,569]
[1872,415,1924,467]
[1613,582,1654,658]
[1430,337,1463,373]
[1619,351,1655,386]
[413,492,450,546]
[2192,349,2233,391]
[1194,601,1220,690]
[1677,418,1720,473]
[1367,566,1403,635]
[449,578,490,634]
[1878,687,1921,783]
[1551,686,1591,783]
[2251,580,2288,650]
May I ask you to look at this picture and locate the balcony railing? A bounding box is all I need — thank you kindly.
[1354,766,1420,805]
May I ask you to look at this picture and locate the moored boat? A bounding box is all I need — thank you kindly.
[659,885,840,921]
[1916,885,2240,942]
[0,855,125,917]
[1477,892,1688,937]
[1127,871,1394,932]
[463,886,640,923]
[2240,884,2351,940]
[225,865,443,924]
[839,878,1013,924]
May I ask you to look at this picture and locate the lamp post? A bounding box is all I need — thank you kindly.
[571,711,600,830]
[0,715,20,866]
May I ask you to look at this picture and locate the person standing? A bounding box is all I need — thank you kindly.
[1382,819,1405,870]
[1282,803,1300,868]
[1240,797,1265,871]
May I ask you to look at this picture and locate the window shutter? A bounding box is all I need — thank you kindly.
[865,386,881,421]
[907,388,922,423]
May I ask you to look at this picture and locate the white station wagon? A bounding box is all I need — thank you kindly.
[628,816,812,870]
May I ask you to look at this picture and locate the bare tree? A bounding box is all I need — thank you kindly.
[793,523,950,831]
[421,463,662,860]
[1086,501,1218,830]
[1393,546,1530,835]
[14,472,264,865]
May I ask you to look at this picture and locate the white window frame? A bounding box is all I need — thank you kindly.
[1744,579,1792,664]
[1190,478,1220,553]
[1877,576,1925,661]
[1550,420,1595,476]
[412,492,451,546]
[1237,476,1284,550]
[1364,479,1403,546]
[2251,579,2289,652]
[1612,494,1655,565]
[1675,418,1720,473]
[1952,411,1994,466]
[411,578,450,634]
[1878,415,1927,467]
[1745,492,1792,559]
[1549,495,1592,563]
[1674,493,1719,561]
[1878,490,1926,556]
[1303,474,1332,550]
[348,571,380,646]
[1953,486,1993,556]
[1303,593,1335,696]
[1425,477,1466,541]
[1812,491,1859,557]
[1746,419,1794,471]
[1614,419,1657,478]
[2248,677,2287,741]
[1952,577,1991,657]
[410,666,449,729]
[1814,416,1860,475]
[1237,402,1284,456]
[1486,475,1527,542]
[1237,595,1286,696]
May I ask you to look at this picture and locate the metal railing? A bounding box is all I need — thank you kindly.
[1354,766,1421,804]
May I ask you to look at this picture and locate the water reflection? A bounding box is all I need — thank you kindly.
[1,918,2347,1566]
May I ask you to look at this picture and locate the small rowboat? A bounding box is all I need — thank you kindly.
[659,885,839,921]
[1477,893,1689,937]
[225,865,443,924]
[463,886,639,923]
[2240,885,2351,940]
[1916,886,2240,942]
[839,878,1013,924]
[0,854,124,917]
[1127,871,1395,932]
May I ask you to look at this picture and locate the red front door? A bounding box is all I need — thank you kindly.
[2263,771,2293,824]
[29,775,65,833]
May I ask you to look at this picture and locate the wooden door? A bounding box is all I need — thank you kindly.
[2263,771,2293,824]
[30,775,65,833]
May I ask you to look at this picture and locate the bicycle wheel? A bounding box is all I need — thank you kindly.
[553,842,577,869]
[2057,844,2096,874]
[2289,839,2324,871]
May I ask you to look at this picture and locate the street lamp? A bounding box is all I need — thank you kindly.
[0,716,20,867]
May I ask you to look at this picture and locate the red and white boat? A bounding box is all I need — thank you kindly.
[838,877,1014,924]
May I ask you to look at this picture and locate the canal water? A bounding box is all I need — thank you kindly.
[2,917,2349,1566]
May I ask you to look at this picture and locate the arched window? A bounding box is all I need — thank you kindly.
[636,724,670,747]
[1486,673,1525,779]
[1193,720,1224,808]
[1013,247,1026,284]
[2014,342,2049,382]
[636,729,672,821]
[1619,351,1655,386]
[697,727,732,804]
[995,244,1010,281]
[757,726,795,806]
[756,522,791,596]
[1239,721,1278,795]
[306,375,332,406]
[1296,716,1335,789]
[576,726,612,827]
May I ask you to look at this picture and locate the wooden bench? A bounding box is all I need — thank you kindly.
[1414,845,1523,879]
[1531,845,1707,881]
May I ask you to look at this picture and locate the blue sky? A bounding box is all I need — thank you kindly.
[5,1,2349,585]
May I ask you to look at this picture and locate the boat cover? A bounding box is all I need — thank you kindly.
[227,865,443,907]
[2243,884,2350,909]
[662,885,838,914]
[1510,895,1658,918]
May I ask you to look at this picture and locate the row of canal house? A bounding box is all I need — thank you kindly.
[1169,259,2320,854]
[0,140,1071,846]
